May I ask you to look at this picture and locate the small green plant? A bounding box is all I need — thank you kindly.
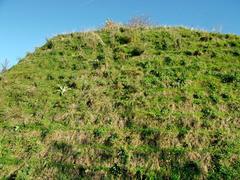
[104,133,118,146]
[182,161,201,178]
[164,56,173,65]
[115,33,132,44]
[220,73,236,83]
[109,163,122,177]
[130,46,144,57]
[118,148,129,164]
[56,85,68,96]
[43,39,54,50]
[93,128,103,138]
[201,107,216,119]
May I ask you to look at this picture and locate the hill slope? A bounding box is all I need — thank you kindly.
[0,25,240,179]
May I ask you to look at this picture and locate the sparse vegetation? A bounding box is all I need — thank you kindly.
[0,59,9,73]
[0,23,240,179]
[128,15,152,27]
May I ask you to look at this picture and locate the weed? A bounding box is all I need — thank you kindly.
[201,107,217,119]
[182,160,201,178]
[105,133,118,146]
[0,59,9,73]
[130,46,145,57]
[222,73,237,83]
[115,33,132,44]
[56,85,68,96]
[109,163,122,177]
[43,39,54,50]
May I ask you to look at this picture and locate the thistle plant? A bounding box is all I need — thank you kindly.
[57,85,68,96]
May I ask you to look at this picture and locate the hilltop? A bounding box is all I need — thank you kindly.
[0,23,240,179]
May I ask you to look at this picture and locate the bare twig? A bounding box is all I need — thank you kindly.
[1,59,9,73]
[128,16,152,28]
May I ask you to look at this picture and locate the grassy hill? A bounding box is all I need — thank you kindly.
[0,23,240,179]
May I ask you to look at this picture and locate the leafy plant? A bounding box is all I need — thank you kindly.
[56,85,68,96]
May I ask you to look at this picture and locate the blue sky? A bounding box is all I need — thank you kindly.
[0,0,240,66]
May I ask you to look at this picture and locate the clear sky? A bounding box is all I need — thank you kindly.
[0,0,240,66]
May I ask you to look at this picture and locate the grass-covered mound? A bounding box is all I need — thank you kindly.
[0,23,240,179]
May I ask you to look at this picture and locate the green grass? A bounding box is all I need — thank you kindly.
[0,23,240,179]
